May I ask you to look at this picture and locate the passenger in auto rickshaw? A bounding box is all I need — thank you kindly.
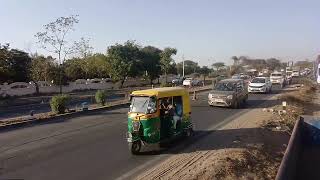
[159,97,183,137]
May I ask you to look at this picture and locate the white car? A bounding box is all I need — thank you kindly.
[183,78,201,86]
[248,77,272,93]
[270,72,285,86]
[292,70,300,77]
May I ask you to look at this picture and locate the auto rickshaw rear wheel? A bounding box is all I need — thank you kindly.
[129,141,141,155]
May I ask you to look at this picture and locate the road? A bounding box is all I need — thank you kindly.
[0,88,281,180]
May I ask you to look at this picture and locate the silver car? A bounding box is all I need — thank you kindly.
[208,79,248,108]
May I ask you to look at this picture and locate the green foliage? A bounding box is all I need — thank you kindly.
[266,58,281,71]
[211,62,225,71]
[140,46,162,84]
[30,55,57,82]
[177,60,200,75]
[199,66,211,76]
[106,41,141,87]
[160,48,177,82]
[0,44,32,83]
[95,90,107,106]
[50,94,70,114]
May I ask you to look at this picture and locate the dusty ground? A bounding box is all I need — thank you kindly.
[135,83,318,180]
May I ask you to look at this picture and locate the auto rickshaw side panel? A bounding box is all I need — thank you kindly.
[128,113,161,144]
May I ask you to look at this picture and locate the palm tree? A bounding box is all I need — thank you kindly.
[231,56,239,66]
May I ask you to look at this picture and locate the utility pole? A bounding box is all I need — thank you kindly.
[182,55,185,77]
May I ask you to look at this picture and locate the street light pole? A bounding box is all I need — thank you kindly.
[182,55,185,77]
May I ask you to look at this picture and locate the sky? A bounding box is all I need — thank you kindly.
[0,0,319,66]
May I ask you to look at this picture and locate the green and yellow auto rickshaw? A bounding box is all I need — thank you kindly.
[127,87,193,154]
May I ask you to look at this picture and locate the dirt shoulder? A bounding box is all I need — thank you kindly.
[135,83,318,180]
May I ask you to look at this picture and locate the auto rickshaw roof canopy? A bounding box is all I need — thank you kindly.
[131,87,189,98]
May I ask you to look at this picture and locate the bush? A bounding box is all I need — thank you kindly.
[95,90,107,106]
[50,95,70,114]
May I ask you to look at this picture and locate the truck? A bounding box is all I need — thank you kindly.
[276,116,320,180]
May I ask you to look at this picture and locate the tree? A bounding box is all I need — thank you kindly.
[266,58,281,71]
[85,53,109,79]
[231,56,239,66]
[0,43,11,83]
[177,60,200,75]
[295,60,313,69]
[64,58,86,81]
[0,44,31,83]
[199,66,211,84]
[72,37,93,59]
[160,47,177,82]
[212,62,225,71]
[140,46,162,85]
[106,41,141,87]
[30,55,56,82]
[35,15,79,93]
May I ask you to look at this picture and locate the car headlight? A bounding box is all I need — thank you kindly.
[227,95,233,99]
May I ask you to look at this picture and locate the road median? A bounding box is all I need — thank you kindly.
[0,86,212,131]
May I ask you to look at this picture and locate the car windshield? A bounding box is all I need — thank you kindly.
[271,74,282,77]
[130,96,156,114]
[214,82,236,91]
[251,78,265,83]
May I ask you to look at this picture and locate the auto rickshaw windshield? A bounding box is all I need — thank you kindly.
[129,96,156,114]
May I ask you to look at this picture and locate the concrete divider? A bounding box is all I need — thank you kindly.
[275,117,303,180]
[0,86,212,131]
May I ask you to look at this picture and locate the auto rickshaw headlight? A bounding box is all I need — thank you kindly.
[132,121,140,131]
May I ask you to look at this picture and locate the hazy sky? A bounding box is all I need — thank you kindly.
[1,0,319,66]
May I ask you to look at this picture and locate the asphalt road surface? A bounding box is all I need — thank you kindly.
[0,87,282,180]
[0,94,125,120]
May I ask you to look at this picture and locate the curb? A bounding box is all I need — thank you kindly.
[0,87,212,132]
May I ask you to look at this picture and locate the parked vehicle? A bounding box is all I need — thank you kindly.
[270,72,285,87]
[127,87,193,154]
[208,79,248,108]
[248,77,272,93]
[172,77,185,85]
[183,78,201,86]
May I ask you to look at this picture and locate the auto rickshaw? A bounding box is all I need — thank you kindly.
[127,87,193,154]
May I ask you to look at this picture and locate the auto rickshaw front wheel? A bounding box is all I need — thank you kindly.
[129,141,141,155]
[185,128,194,137]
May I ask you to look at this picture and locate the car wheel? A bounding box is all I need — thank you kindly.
[232,100,239,109]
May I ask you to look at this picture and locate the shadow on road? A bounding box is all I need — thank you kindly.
[139,127,289,157]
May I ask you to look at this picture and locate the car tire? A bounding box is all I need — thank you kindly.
[232,100,239,109]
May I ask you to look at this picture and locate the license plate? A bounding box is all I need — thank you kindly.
[214,99,224,103]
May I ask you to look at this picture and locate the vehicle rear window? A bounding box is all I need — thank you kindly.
[214,82,236,91]
[251,78,265,83]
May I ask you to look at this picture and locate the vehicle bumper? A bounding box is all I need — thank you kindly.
[271,80,282,84]
[208,98,232,107]
[248,87,267,93]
